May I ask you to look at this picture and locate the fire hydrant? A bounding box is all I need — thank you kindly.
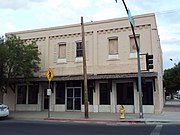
[119,105,125,119]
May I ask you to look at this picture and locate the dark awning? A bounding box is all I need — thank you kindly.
[30,72,158,82]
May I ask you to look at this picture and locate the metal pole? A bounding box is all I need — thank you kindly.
[81,16,89,118]
[121,0,143,118]
[48,81,50,118]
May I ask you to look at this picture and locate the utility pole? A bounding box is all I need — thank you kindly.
[121,0,143,118]
[81,16,89,118]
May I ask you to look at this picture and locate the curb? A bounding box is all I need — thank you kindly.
[44,118,180,124]
[44,118,145,124]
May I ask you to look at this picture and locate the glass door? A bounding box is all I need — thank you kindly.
[74,88,81,110]
[67,88,73,110]
[66,87,81,111]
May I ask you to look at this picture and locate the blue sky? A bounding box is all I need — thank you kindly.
[0,0,179,69]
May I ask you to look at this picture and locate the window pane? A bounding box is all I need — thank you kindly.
[100,83,110,105]
[28,85,38,104]
[82,81,94,105]
[117,83,134,105]
[142,82,153,105]
[59,44,66,58]
[56,82,65,104]
[88,81,94,105]
[109,38,118,55]
[17,85,27,104]
[130,35,140,53]
[66,81,81,87]
[74,88,81,97]
[76,42,83,57]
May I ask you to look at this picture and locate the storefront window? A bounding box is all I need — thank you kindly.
[17,84,39,104]
[66,81,82,87]
[17,85,27,104]
[117,82,134,105]
[56,82,65,104]
[28,85,38,104]
[100,83,110,105]
[142,82,153,105]
[82,81,94,105]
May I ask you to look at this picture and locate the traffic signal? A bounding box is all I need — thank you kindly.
[146,53,153,71]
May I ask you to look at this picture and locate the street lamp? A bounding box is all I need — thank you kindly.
[115,0,143,118]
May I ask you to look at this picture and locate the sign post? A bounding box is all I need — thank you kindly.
[46,68,54,118]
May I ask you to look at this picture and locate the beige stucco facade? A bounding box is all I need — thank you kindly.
[4,13,163,114]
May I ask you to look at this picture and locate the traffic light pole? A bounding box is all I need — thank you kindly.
[122,0,143,118]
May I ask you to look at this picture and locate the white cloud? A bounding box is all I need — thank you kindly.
[69,0,90,9]
[0,0,25,10]
[95,0,114,8]
[0,0,46,10]
[175,23,180,27]
[5,22,15,31]
[92,8,119,21]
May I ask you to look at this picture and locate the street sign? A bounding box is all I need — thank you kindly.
[46,68,54,81]
[47,89,52,96]
[127,9,135,27]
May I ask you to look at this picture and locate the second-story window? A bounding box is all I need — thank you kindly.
[58,43,66,59]
[76,41,83,57]
[109,37,118,55]
[129,35,140,53]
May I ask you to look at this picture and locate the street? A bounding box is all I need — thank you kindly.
[0,120,180,135]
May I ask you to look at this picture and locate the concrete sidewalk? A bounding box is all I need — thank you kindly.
[9,100,180,124]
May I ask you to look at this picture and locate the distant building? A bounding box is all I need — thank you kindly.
[4,13,163,114]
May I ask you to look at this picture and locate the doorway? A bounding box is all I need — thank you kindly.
[66,87,82,111]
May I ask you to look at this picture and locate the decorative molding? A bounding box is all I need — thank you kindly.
[49,31,93,40]
[24,37,46,42]
[97,24,151,35]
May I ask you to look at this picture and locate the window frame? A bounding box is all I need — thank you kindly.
[17,84,39,105]
[108,36,118,55]
[76,41,83,58]
[129,34,140,54]
[58,42,66,59]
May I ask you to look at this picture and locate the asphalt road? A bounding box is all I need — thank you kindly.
[0,120,180,135]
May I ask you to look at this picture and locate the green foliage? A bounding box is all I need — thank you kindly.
[0,36,7,89]
[164,62,180,95]
[0,35,41,92]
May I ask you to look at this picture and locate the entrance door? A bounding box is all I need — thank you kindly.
[66,87,81,111]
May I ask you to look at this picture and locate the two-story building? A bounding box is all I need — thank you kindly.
[4,13,163,114]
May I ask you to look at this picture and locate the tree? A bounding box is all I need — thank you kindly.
[163,62,180,98]
[0,36,7,91]
[0,35,41,92]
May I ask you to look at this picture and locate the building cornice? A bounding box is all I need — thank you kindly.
[6,13,155,36]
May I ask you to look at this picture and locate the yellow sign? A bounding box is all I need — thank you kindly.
[46,68,54,81]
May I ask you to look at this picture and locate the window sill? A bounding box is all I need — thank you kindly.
[57,58,67,64]
[129,53,142,59]
[75,57,83,63]
[107,54,119,60]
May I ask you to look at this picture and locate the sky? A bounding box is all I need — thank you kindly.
[0,0,179,69]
